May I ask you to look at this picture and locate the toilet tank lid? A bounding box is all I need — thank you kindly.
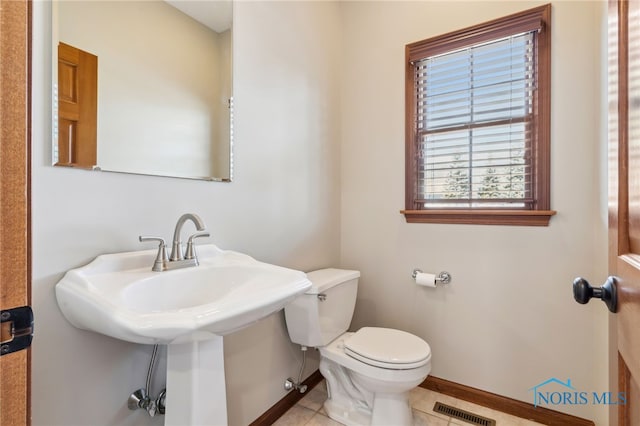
[304,268,360,294]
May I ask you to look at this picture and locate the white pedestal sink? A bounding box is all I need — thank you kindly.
[166,339,226,426]
[55,244,312,425]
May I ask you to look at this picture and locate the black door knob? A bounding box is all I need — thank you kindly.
[573,276,617,313]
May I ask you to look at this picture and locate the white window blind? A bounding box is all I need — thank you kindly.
[414,31,537,208]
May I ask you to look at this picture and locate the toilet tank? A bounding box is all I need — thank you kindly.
[284,268,360,347]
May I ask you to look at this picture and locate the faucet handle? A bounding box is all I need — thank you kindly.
[184,231,210,260]
[139,236,169,272]
[139,236,165,244]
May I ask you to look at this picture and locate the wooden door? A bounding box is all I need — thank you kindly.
[57,42,98,168]
[610,0,640,424]
[0,0,31,425]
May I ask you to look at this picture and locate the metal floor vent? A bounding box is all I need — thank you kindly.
[433,402,497,426]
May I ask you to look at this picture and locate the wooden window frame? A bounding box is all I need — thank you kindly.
[402,4,556,226]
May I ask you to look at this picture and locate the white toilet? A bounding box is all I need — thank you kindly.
[284,268,431,426]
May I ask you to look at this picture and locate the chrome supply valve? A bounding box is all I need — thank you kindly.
[128,388,160,417]
[284,345,308,394]
[128,345,165,417]
[156,389,166,415]
[127,388,149,411]
[284,378,308,394]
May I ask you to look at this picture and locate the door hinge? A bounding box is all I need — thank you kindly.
[1,306,33,356]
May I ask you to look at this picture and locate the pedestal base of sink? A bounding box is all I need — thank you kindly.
[166,337,227,426]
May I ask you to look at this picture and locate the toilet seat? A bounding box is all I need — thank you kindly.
[344,327,431,369]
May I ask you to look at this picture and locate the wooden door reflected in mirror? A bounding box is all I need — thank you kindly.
[57,42,97,168]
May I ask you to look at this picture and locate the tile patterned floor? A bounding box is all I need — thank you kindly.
[273,381,547,426]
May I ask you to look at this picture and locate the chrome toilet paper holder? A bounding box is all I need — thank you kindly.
[412,269,451,285]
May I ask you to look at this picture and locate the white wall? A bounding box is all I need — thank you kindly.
[32,1,340,425]
[339,1,609,424]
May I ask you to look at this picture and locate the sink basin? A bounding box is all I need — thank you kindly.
[55,244,312,344]
[56,242,312,425]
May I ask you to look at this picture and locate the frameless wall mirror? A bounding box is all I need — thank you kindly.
[52,0,233,181]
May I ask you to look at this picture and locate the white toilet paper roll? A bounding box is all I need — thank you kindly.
[415,272,437,288]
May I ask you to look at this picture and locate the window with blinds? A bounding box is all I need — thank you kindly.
[416,32,535,208]
[404,4,554,226]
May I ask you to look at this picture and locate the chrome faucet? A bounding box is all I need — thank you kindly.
[139,213,210,272]
[170,213,206,261]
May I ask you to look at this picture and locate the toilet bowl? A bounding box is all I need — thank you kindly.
[320,328,431,425]
[284,269,432,426]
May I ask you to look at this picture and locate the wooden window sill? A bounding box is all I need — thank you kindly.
[401,209,557,226]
